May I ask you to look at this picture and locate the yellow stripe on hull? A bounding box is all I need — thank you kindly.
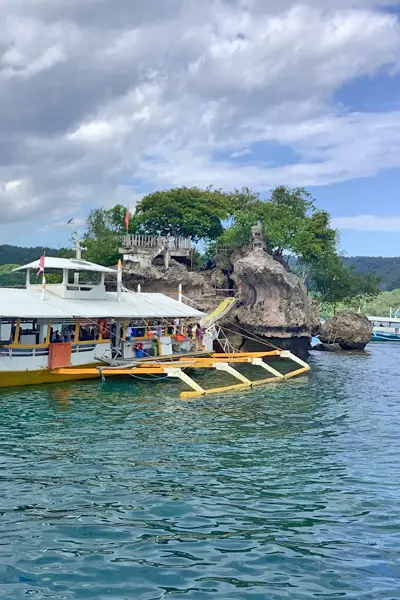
[0,364,102,388]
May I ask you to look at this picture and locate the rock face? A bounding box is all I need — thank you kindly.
[114,260,220,313]
[114,260,203,298]
[228,248,319,357]
[314,342,342,352]
[319,312,372,351]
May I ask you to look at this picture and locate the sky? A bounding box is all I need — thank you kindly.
[1,0,400,256]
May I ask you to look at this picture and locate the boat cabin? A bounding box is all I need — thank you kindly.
[368,316,400,333]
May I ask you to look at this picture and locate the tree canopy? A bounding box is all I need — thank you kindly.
[54,185,380,307]
[135,187,231,241]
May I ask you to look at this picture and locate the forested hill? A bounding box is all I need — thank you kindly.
[0,244,58,265]
[342,256,400,291]
[0,245,59,286]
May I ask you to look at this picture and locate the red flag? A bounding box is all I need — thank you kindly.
[124,207,130,232]
[36,255,45,278]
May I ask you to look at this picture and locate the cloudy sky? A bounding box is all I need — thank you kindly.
[1,0,400,255]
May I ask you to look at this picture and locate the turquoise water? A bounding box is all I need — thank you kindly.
[1,345,400,599]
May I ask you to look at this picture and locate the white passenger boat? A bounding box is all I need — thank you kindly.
[0,256,205,388]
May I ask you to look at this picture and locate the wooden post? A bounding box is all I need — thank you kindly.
[74,319,80,344]
[13,319,21,345]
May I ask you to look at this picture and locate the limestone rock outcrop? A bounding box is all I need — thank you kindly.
[313,342,342,352]
[319,312,372,351]
[122,260,203,296]
[230,248,319,340]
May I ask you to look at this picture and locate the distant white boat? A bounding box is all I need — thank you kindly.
[367,316,400,342]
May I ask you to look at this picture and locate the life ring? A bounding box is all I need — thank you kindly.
[98,319,108,337]
[135,342,143,350]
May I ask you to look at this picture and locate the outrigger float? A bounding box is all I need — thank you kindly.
[0,242,310,397]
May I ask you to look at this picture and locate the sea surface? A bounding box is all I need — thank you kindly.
[1,344,400,599]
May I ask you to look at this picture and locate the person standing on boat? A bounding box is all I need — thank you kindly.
[195,323,204,350]
[173,317,180,334]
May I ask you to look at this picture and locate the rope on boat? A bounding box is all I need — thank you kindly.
[179,291,284,352]
[219,321,283,352]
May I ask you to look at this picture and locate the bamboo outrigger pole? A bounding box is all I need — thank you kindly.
[54,350,310,400]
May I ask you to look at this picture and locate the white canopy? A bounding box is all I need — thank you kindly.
[13,257,116,274]
[367,316,400,323]
[0,288,203,320]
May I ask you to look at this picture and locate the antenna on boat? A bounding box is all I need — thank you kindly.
[71,231,87,285]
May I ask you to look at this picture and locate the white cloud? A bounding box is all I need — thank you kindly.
[4,179,23,191]
[332,215,400,232]
[231,148,251,158]
[0,0,400,236]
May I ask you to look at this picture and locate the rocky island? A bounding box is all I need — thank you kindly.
[87,185,379,357]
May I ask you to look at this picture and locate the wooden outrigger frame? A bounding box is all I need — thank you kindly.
[55,349,310,399]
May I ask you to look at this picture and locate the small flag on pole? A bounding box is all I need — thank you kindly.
[67,217,74,225]
[124,207,130,232]
[36,255,45,278]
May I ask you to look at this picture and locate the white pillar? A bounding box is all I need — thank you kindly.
[41,275,46,301]
[117,260,122,302]
[137,283,141,293]
[178,283,183,303]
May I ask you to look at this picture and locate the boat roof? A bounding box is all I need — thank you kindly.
[0,288,203,319]
[13,257,116,274]
[367,315,400,323]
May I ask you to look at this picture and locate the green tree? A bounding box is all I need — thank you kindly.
[262,186,318,257]
[309,254,379,309]
[209,187,265,253]
[135,187,231,241]
[83,204,138,266]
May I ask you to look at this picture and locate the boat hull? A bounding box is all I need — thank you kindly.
[371,335,400,342]
[0,363,102,388]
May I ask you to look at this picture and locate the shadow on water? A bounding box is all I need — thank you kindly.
[1,344,400,598]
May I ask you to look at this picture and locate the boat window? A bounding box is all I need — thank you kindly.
[78,321,99,341]
[49,320,77,343]
[125,321,146,339]
[0,319,16,344]
[67,271,101,286]
[19,320,40,345]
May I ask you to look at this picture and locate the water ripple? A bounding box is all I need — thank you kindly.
[1,345,400,599]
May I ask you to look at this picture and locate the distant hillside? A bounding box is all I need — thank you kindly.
[0,245,59,287]
[0,244,399,292]
[0,244,58,265]
[342,256,400,292]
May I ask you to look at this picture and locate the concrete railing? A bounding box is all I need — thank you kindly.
[122,235,191,251]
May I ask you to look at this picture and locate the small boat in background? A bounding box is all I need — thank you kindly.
[368,316,400,342]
